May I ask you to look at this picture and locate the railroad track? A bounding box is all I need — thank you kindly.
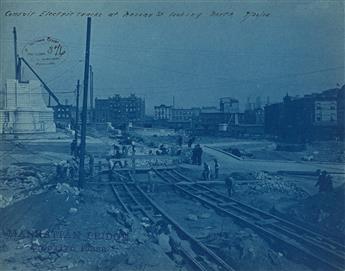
[109,173,235,271]
[153,168,345,271]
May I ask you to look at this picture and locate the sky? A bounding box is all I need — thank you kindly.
[0,0,344,114]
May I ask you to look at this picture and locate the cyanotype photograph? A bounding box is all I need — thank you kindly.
[0,0,344,270]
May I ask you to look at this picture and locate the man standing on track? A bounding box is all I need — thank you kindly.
[195,144,203,165]
[147,170,155,193]
[202,162,211,181]
[107,157,114,181]
[225,176,235,197]
[214,159,220,179]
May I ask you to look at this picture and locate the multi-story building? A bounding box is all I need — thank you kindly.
[243,108,264,125]
[153,105,201,129]
[171,107,201,122]
[154,104,172,121]
[192,107,231,135]
[94,94,145,127]
[264,86,345,142]
[52,104,73,128]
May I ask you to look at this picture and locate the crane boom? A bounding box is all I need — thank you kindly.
[20,57,61,106]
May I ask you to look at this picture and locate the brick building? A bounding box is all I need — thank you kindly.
[264,86,345,142]
[52,104,73,128]
[94,94,145,127]
[154,104,172,121]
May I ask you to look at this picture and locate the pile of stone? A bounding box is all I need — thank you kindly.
[0,165,50,208]
[134,158,179,168]
[245,171,308,198]
[205,229,290,271]
[55,183,80,196]
[2,165,48,189]
[0,194,13,209]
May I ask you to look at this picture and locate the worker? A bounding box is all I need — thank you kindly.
[107,157,114,181]
[325,173,334,192]
[177,135,183,147]
[75,144,81,158]
[65,160,71,180]
[214,159,220,179]
[113,150,123,168]
[56,161,64,179]
[195,144,203,165]
[131,150,136,174]
[315,170,328,193]
[202,162,211,181]
[88,154,94,177]
[122,145,128,157]
[191,146,197,164]
[69,158,78,179]
[70,139,77,156]
[96,160,102,173]
[225,176,235,197]
[131,141,136,153]
[147,170,155,193]
[187,136,195,148]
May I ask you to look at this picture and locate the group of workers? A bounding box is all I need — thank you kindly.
[177,135,196,148]
[201,159,220,180]
[70,139,79,157]
[60,135,338,203]
[55,138,96,182]
[55,153,94,181]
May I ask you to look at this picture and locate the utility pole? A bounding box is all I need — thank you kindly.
[89,65,94,121]
[13,27,21,81]
[13,27,18,80]
[89,65,93,111]
[78,17,92,188]
[74,80,80,142]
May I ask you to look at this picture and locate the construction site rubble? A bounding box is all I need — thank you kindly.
[204,229,300,271]
[55,183,80,196]
[287,183,345,235]
[0,165,51,208]
[232,171,309,198]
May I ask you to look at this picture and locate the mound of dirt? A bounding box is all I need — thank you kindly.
[287,184,345,235]
[0,165,52,208]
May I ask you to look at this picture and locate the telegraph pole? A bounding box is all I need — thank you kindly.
[78,17,92,188]
[13,27,21,81]
[89,65,93,111]
[74,80,80,142]
[89,65,94,122]
[13,27,18,80]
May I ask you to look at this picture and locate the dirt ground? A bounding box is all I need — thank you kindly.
[1,132,344,271]
[177,164,345,238]
[148,185,310,271]
[214,140,345,164]
[0,178,180,271]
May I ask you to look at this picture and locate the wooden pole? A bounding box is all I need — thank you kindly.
[78,17,92,188]
[74,80,80,142]
[89,65,93,111]
[13,27,18,80]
